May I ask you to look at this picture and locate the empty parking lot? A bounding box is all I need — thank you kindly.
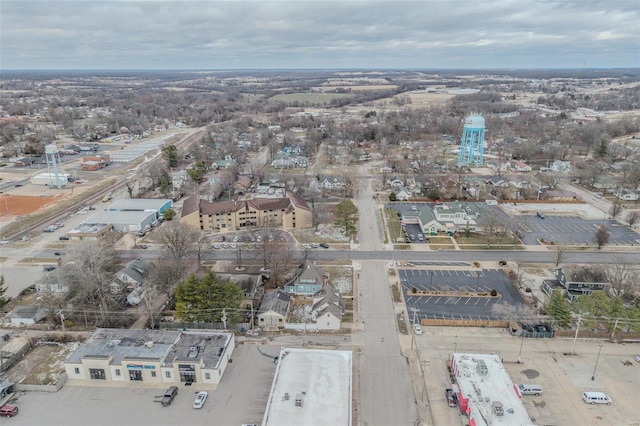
[515,215,640,245]
[400,268,526,320]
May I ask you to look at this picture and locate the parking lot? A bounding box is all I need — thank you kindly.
[7,344,277,426]
[416,327,640,426]
[514,215,640,245]
[400,268,526,320]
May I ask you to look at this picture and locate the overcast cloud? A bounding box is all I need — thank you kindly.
[1,0,638,70]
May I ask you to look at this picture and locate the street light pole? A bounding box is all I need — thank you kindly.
[517,332,525,363]
[591,345,603,381]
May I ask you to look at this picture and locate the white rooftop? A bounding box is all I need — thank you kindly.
[262,348,352,426]
[452,353,532,426]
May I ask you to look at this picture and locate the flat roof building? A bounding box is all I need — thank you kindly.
[262,348,352,426]
[65,328,235,388]
[450,353,532,426]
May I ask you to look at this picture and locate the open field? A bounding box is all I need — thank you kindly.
[269,92,356,104]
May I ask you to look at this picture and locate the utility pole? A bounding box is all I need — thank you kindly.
[58,310,65,332]
[517,332,525,363]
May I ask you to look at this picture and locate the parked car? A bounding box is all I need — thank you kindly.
[139,244,148,249]
[54,252,65,256]
[43,265,56,272]
[193,391,208,409]
[411,205,418,211]
[319,242,329,249]
[536,212,545,219]
[445,389,457,407]
[0,405,19,417]
[160,386,178,406]
[413,323,423,335]
[417,234,424,241]
[58,235,70,240]
[582,391,611,405]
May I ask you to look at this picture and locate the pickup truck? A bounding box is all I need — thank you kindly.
[160,386,178,406]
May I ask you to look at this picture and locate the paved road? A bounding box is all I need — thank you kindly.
[354,177,419,426]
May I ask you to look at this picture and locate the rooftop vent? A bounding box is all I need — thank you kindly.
[295,393,304,407]
[188,346,198,358]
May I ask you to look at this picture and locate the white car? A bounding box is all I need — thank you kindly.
[413,324,423,335]
[193,391,208,409]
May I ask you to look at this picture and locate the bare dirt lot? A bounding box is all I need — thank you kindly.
[0,194,60,217]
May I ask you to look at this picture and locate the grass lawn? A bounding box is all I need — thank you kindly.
[386,208,404,242]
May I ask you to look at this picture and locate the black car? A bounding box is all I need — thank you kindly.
[319,242,329,249]
[58,235,70,240]
[43,265,56,272]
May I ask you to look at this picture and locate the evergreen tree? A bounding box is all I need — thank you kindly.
[546,291,571,327]
[335,199,358,238]
[175,271,242,323]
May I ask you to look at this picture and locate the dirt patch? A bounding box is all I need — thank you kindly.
[0,194,61,217]
[7,342,79,385]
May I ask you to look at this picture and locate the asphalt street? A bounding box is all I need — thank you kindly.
[354,177,419,426]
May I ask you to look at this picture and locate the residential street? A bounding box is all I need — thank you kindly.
[353,175,420,426]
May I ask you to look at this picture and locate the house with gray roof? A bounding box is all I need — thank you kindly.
[257,290,291,329]
[6,306,48,325]
[111,258,154,293]
[284,262,327,296]
[311,284,343,331]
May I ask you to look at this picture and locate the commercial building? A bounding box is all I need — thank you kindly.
[30,172,71,186]
[450,353,532,426]
[262,348,352,426]
[180,191,312,233]
[64,329,235,388]
[75,198,172,233]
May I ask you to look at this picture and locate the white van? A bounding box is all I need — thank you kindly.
[518,384,543,395]
[582,391,612,405]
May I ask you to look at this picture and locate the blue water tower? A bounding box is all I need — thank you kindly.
[458,115,485,167]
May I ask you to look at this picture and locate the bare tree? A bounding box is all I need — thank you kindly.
[553,242,570,267]
[594,224,610,249]
[148,256,181,298]
[157,221,200,277]
[609,198,623,218]
[60,241,122,325]
[626,210,640,227]
[605,261,639,299]
[264,240,293,288]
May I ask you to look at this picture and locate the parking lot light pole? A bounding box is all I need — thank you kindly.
[517,332,525,363]
[591,344,603,381]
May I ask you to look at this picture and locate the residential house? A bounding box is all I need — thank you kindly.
[513,161,532,172]
[36,273,69,294]
[542,266,610,302]
[180,191,312,233]
[311,176,345,191]
[311,284,343,331]
[284,262,327,296]
[110,258,154,294]
[392,186,412,201]
[216,273,265,307]
[171,170,189,190]
[616,189,639,201]
[549,160,571,172]
[211,156,236,170]
[233,176,253,195]
[508,175,531,189]
[257,290,291,329]
[485,176,507,187]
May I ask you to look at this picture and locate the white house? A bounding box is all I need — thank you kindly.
[617,189,639,201]
[392,186,412,201]
[257,290,291,329]
[311,285,343,331]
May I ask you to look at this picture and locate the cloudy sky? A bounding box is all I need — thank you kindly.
[2,0,638,70]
